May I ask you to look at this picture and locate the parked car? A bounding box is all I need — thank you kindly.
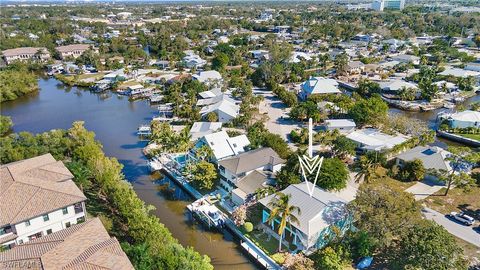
[447,211,475,226]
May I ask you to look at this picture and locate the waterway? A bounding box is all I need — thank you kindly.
[0,78,257,270]
[1,78,478,269]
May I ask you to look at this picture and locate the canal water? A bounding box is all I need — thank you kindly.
[0,78,257,270]
[1,78,478,268]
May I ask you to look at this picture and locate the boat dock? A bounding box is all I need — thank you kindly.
[187,197,226,229]
[149,155,281,270]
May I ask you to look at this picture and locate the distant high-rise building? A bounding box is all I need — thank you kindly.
[384,0,405,10]
[372,0,405,11]
[372,0,384,11]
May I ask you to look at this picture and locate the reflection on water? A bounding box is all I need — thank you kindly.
[1,78,257,270]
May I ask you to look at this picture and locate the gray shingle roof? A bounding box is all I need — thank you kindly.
[218,147,284,175]
[395,146,451,171]
[236,170,269,195]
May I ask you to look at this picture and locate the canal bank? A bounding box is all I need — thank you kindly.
[0,77,257,270]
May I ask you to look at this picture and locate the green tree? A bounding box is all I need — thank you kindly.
[205,112,218,122]
[266,192,301,252]
[334,53,349,76]
[312,247,343,270]
[349,95,388,127]
[0,115,13,136]
[350,184,422,250]
[396,220,467,270]
[122,243,155,270]
[400,159,425,182]
[331,135,356,159]
[356,78,381,97]
[398,86,417,101]
[317,158,349,191]
[192,161,217,190]
[212,52,229,71]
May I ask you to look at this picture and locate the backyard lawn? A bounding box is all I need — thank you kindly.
[457,133,480,141]
[424,186,480,220]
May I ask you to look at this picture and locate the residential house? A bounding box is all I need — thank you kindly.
[346,128,409,152]
[391,54,420,65]
[345,61,365,74]
[299,77,341,100]
[55,44,93,59]
[395,146,453,178]
[197,94,239,123]
[380,79,418,94]
[231,170,272,206]
[465,62,480,72]
[0,154,87,249]
[0,218,134,270]
[2,47,50,65]
[447,110,480,128]
[183,51,207,69]
[439,67,480,79]
[218,147,284,192]
[323,119,356,133]
[191,130,250,163]
[193,70,223,88]
[259,183,349,251]
[189,122,223,141]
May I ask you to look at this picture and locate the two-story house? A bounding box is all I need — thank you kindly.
[218,147,284,194]
[0,154,87,249]
[2,47,50,65]
[299,77,341,100]
[55,44,94,59]
[190,130,250,163]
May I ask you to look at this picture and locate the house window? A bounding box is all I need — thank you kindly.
[25,220,31,227]
[18,240,23,244]
[65,222,71,228]
[219,166,225,173]
[62,207,68,215]
[77,217,85,223]
[43,214,49,222]
[74,203,83,214]
[46,229,52,235]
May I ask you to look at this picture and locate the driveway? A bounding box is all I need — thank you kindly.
[422,207,480,247]
[405,179,445,201]
[254,88,301,150]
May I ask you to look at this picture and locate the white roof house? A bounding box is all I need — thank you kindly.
[193,130,250,162]
[324,119,356,133]
[198,88,222,99]
[290,51,313,63]
[182,52,207,69]
[448,110,480,128]
[346,128,409,151]
[380,79,418,92]
[189,122,223,141]
[193,70,223,87]
[199,99,239,123]
[259,183,348,250]
[439,68,480,78]
[299,77,341,100]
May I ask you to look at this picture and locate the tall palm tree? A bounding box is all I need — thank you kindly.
[266,192,301,252]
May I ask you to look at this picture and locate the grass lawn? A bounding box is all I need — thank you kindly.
[244,230,288,256]
[457,133,480,141]
[118,80,141,89]
[424,186,480,220]
[367,167,416,190]
[454,236,480,259]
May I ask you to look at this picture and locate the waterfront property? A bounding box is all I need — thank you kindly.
[447,110,480,128]
[346,128,409,152]
[0,154,87,249]
[217,147,284,194]
[299,77,341,100]
[0,218,134,270]
[259,183,350,252]
[55,44,94,59]
[189,121,223,141]
[1,47,50,65]
[190,130,250,163]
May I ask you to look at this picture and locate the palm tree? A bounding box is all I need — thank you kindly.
[266,192,301,252]
[354,152,384,183]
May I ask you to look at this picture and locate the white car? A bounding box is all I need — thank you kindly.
[448,211,475,226]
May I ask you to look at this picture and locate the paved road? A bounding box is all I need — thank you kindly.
[422,207,480,247]
[405,179,445,201]
[254,88,300,150]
